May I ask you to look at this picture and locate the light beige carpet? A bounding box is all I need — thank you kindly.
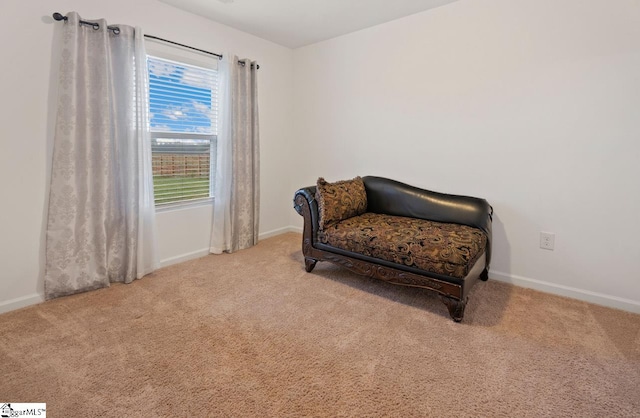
[1,233,639,417]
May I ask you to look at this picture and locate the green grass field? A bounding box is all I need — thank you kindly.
[153,175,210,205]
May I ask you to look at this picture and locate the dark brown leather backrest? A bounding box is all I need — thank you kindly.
[363,176,493,265]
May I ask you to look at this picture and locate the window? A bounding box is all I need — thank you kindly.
[147,55,218,206]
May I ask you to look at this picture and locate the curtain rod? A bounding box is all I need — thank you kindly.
[143,34,222,60]
[52,12,259,69]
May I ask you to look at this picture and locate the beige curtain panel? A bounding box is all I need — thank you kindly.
[45,12,158,299]
[210,54,260,254]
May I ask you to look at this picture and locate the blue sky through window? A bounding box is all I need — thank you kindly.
[148,56,216,135]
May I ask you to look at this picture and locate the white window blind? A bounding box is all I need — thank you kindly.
[148,55,218,206]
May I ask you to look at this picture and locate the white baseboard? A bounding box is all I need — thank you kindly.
[490,270,640,314]
[0,293,45,315]
[259,226,302,239]
[159,248,211,268]
[159,227,302,268]
[11,230,636,317]
[277,225,640,314]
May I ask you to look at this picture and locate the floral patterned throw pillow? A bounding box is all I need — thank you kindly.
[316,177,368,230]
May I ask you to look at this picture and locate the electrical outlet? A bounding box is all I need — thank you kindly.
[540,232,555,250]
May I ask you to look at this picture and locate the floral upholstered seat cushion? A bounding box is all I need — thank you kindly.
[315,177,368,230]
[318,213,487,279]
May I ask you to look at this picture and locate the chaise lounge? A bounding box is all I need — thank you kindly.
[293,176,493,322]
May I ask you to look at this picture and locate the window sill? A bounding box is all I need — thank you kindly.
[155,197,214,213]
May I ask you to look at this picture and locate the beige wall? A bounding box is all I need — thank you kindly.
[0,0,295,311]
[291,0,640,311]
[2,0,640,314]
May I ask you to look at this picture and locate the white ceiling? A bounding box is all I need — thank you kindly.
[158,0,458,49]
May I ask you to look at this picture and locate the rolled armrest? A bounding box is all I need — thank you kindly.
[294,186,320,241]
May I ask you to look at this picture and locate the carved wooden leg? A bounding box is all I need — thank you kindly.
[439,295,466,322]
[479,268,489,281]
[304,257,318,272]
